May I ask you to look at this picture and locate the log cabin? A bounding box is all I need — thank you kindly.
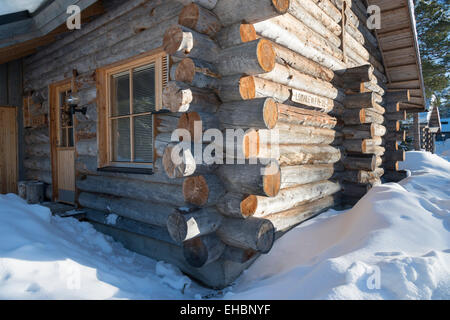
[0,0,427,288]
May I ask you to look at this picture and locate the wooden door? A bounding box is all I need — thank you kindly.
[0,106,18,194]
[50,81,76,204]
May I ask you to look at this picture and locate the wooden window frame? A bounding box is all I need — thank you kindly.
[97,49,168,169]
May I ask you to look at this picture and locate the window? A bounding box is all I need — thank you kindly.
[58,89,74,148]
[97,50,168,168]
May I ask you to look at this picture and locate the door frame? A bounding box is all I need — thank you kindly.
[49,79,76,203]
[0,106,18,194]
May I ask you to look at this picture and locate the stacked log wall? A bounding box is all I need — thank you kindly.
[20,0,406,288]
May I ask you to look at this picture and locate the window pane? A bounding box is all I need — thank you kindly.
[134,115,153,163]
[133,64,156,114]
[60,128,67,147]
[111,118,131,162]
[111,71,130,116]
[68,127,74,148]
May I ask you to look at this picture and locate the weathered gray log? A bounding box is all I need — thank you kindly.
[78,192,174,227]
[216,193,249,219]
[162,143,197,179]
[176,0,218,10]
[288,0,341,49]
[278,103,338,128]
[344,92,376,108]
[386,121,400,131]
[24,128,49,144]
[216,160,281,197]
[77,175,187,206]
[342,64,373,83]
[341,181,375,198]
[342,109,365,125]
[25,143,50,157]
[217,98,279,130]
[84,209,176,245]
[167,207,223,243]
[216,217,275,253]
[183,234,226,268]
[342,155,378,171]
[385,90,410,103]
[384,130,406,142]
[341,124,386,139]
[178,3,222,37]
[385,102,400,113]
[265,195,336,232]
[385,111,407,121]
[163,25,220,62]
[25,169,52,185]
[162,81,220,113]
[254,15,345,71]
[273,43,335,82]
[156,113,182,133]
[338,168,384,184]
[343,137,383,154]
[217,75,290,103]
[364,109,384,125]
[384,160,399,171]
[258,125,341,146]
[240,180,341,217]
[259,63,344,103]
[222,246,257,263]
[216,23,256,48]
[213,0,290,26]
[383,150,406,162]
[176,111,220,143]
[182,174,226,206]
[383,170,408,182]
[215,39,276,76]
[280,164,335,189]
[24,157,51,171]
[170,58,219,89]
[259,144,342,166]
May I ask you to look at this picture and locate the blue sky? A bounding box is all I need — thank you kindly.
[0,0,45,15]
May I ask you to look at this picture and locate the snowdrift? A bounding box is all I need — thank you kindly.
[0,150,448,299]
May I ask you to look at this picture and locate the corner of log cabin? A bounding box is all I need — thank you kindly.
[0,0,427,288]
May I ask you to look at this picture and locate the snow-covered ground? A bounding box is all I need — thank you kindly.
[0,144,449,299]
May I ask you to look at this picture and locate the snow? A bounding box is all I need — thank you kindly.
[436,139,450,161]
[0,194,210,299]
[0,146,449,299]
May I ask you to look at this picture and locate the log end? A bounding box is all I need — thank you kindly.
[163,82,192,112]
[167,210,188,243]
[257,39,276,73]
[183,237,208,268]
[162,144,195,179]
[175,58,196,84]
[240,24,257,43]
[183,175,209,206]
[255,219,275,253]
[263,98,279,129]
[272,0,290,14]
[239,76,256,100]
[178,112,201,141]
[360,109,366,124]
[262,161,281,197]
[243,129,260,159]
[163,25,184,55]
[178,3,200,31]
[240,195,257,216]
